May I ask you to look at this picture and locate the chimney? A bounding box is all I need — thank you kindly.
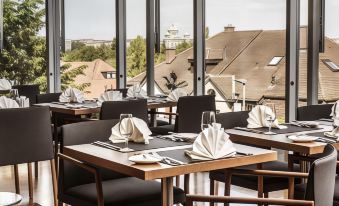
[166,48,176,64]
[224,24,235,32]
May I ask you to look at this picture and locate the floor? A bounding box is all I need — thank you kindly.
[0,161,285,206]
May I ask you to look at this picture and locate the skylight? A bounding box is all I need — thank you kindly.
[268,56,284,66]
[322,59,339,72]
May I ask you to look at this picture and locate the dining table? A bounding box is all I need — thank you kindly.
[226,121,339,174]
[63,142,277,206]
[33,97,177,168]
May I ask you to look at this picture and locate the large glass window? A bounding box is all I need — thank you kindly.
[0,0,46,88]
[62,0,116,98]
[206,0,286,120]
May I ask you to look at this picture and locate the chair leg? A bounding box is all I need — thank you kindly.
[176,175,180,187]
[50,159,58,206]
[34,162,39,179]
[210,180,215,206]
[27,163,33,202]
[288,156,295,199]
[224,171,232,206]
[257,163,264,206]
[264,192,269,206]
[14,164,20,194]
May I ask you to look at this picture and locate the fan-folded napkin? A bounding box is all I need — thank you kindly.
[97,91,123,106]
[59,88,85,103]
[247,105,287,129]
[186,123,236,160]
[166,88,187,102]
[0,96,19,109]
[325,101,339,138]
[127,84,147,98]
[109,117,152,144]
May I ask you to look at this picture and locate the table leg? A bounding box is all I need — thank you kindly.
[150,108,157,127]
[162,177,174,206]
[52,112,59,172]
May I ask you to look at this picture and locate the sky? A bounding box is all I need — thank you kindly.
[64,0,339,40]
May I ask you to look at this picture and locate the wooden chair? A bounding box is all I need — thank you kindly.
[0,107,57,205]
[189,144,337,206]
[151,95,216,135]
[12,84,40,105]
[297,104,333,121]
[209,111,301,205]
[58,119,186,206]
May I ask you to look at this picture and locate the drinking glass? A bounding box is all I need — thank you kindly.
[119,114,134,152]
[263,102,277,135]
[201,111,216,131]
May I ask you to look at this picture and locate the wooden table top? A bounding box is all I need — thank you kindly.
[227,124,338,155]
[63,144,277,180]
[34,100,177,116]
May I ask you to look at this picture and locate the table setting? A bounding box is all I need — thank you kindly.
[235,104,322,136]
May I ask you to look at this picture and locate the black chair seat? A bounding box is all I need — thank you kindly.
[210,161,301,193]
[63,177,185,206]
[333,176,339,205]
[293,183,306,200]
[155,119,170,126]
[151,124,175,135]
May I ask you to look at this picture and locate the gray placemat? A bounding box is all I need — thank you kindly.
[255,124,319,134]
[158,149,246,164]
[105,137,191,152]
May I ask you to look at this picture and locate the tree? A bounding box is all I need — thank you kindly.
[63,44,114,62]
[35,64,91,92]
[0,0,47,84]
[126,36,146,77]
[176,41,192,54]
[71,41,86,51]
[205,27,210,39]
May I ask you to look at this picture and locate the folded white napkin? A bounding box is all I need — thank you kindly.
[331,101,339,126]
[127,84,147,98]
[186,123,236,160]
[109,117,152,144]
[17,96,30,108]
[0,96,19,109]
[247,105,287,129]
[97,91,123,106]
[0,79,12,90]
[59,88,85,103]
[166,88,187,102]
[324,128,339,139]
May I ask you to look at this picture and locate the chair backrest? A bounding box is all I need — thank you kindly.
[0,107,54,166]
[216,111,249,129]
[297,104,333,121]
[59,119,126,191]
[36,93,62,103]
[176,95,216,133]
[100,99,148,122]
[305,144,337,206]
[12,84,40,105]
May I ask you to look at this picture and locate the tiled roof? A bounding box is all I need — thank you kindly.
[129,28,339,103]
[62,59,116,99]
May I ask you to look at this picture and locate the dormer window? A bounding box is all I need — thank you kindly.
[102,71,116,79]
[268,56,284,66]
[322,59,339,72]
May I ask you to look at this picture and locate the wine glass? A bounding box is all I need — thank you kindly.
[263,102,277,135]
[201,111,216,131]
[119,114,134,152]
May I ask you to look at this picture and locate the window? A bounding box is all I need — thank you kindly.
[268,56,284,66]
[322,59,339,72]
[102,71,116,79]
